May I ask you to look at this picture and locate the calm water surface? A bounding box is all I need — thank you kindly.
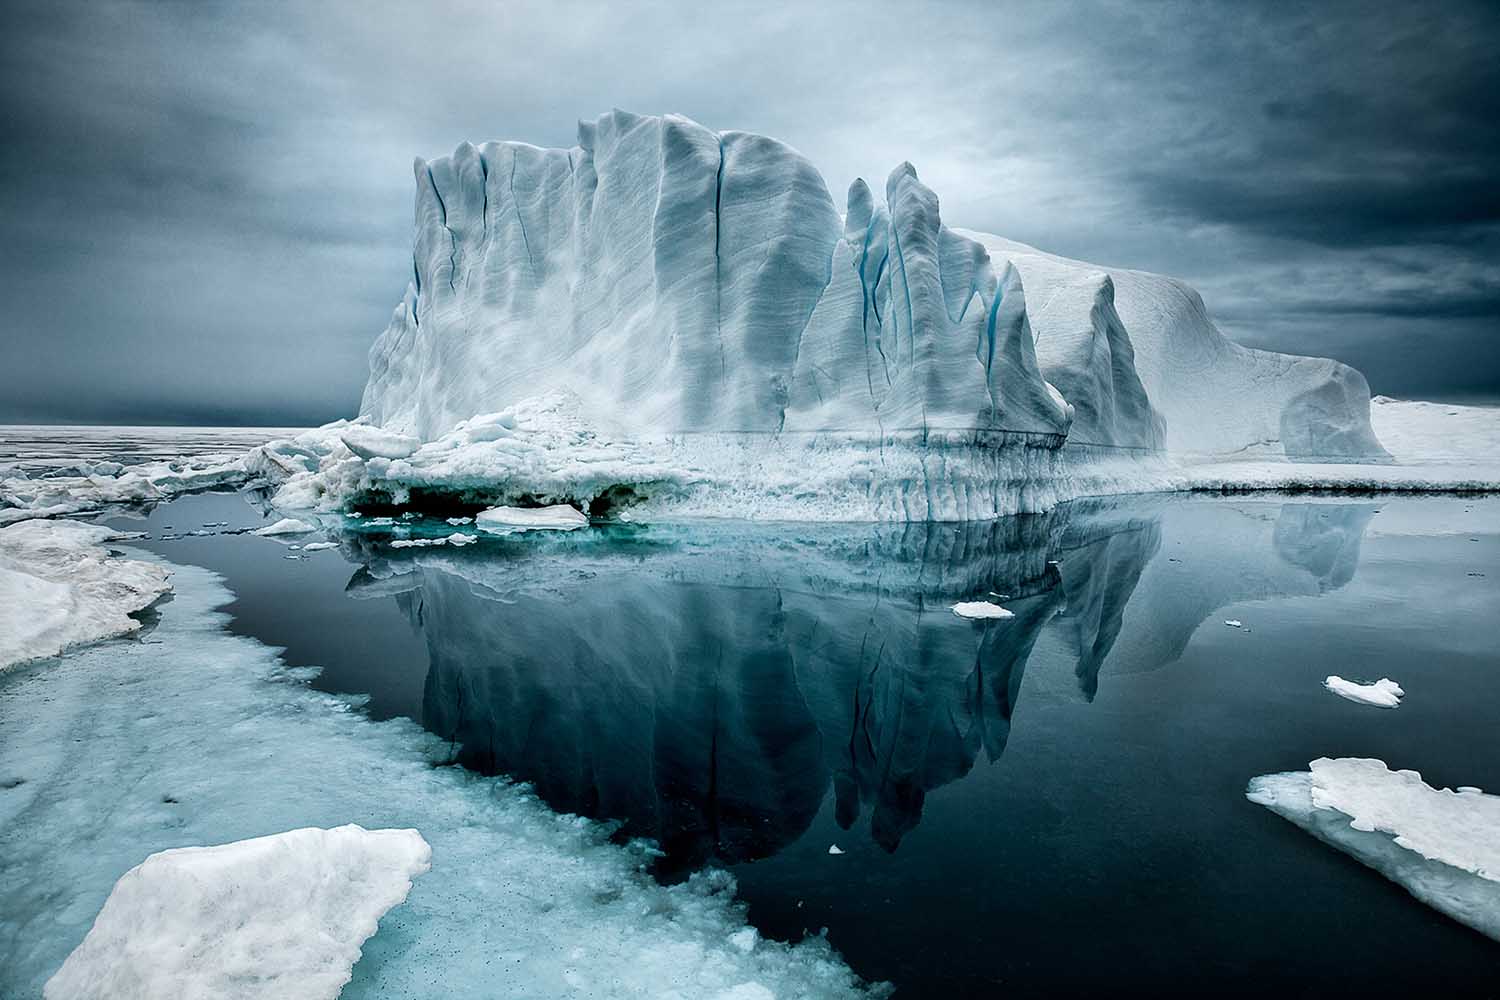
[108,491,1500,997]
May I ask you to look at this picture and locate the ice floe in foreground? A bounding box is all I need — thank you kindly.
[0,519,170,672]
[45,825,430,1000]
[0,558,878,998]
[1324,675,1403,708]
[1248,758,1500,941]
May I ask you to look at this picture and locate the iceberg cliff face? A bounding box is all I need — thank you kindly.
[365,109,1382,463]
[282,109,1400,521]
[966,232,1385,458]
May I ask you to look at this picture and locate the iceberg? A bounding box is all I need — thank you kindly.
[0,519,171,672]
[45,825,431,1000]
[1248,758,1500,942]
[246,109,1415,521]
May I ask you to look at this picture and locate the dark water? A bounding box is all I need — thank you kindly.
[109,492,1500,996]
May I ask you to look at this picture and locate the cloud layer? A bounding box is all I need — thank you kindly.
[3,0,1497,424]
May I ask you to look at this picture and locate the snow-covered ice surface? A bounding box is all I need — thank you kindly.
[0,556,877,999]
[0,426,289,526]
[45,825,431,1000]
[0,519,170,672]
[1324,675,1404,708]
[1248,758,1500,942]
[1369,397,1500,463]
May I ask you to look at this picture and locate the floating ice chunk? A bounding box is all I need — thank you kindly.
[389,538,446,548]
[1324,675,1403,709]
[301,541,338,553]
[0,520,171,672]
[952,601,1014,620]
[253,518,315,536]
[1248,758,1500,942]
[338,425,420,461]
[445,533,476,546]
[445,517,473,525]
[476,504,588,533]
[44,825,430,1000]
[1223,619,1243,628]
[828,844,845,855]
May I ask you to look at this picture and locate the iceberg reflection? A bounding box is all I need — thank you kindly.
[341,498,1375,871]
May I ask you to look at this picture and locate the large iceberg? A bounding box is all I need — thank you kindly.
[215,111,1500,523]
[308,110,1387,518]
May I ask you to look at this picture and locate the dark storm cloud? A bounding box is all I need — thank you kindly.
[2,0,1497,425]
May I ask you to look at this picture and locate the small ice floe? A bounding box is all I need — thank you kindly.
[1325,675,1404,709]
[45,825,430,1000]
[827,845,845,855]
[445,533,476,546]
[476,504,588,533]
[1223,619,1243,628]
[445,517,473,525]
[301,542,338,553]
[390,538,447,549]
[288,544,302,551]
[253,517,315,536]
[366,517,396,527]
[952,601,1014,621]
[1248,758,1500,942]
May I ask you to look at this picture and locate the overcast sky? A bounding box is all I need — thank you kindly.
[3,0,1497,425]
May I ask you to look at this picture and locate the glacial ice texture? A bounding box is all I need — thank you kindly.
[357,109,1385,483]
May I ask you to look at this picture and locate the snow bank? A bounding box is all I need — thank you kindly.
[1324,675,1403,708]
[1248,758,1500,941]
[45,826,430,1000]
[476,503,587,532]
[0,519,170,672]
[0,559,878,998]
